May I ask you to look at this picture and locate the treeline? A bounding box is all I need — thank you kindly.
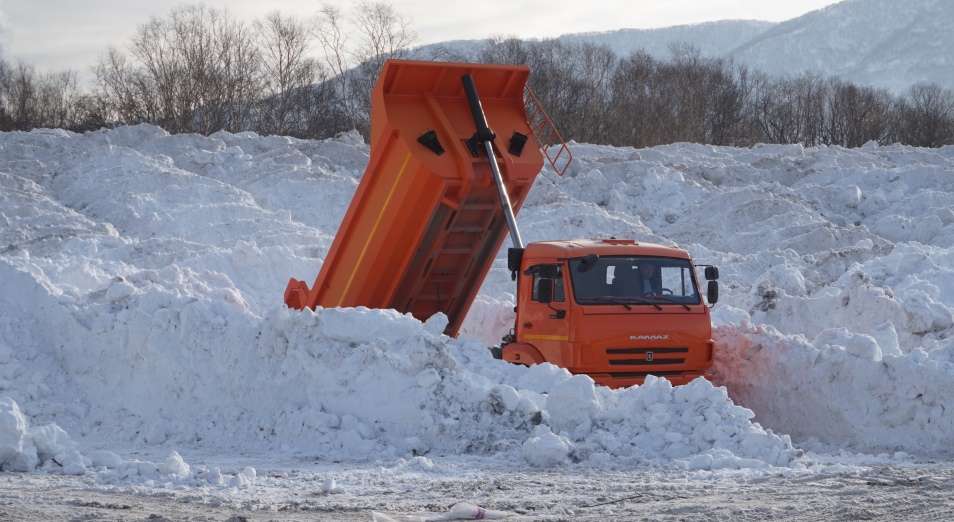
[0,3,418,138]
[2,3,954,149]
[479,38,954,148]
[0,60,107,133]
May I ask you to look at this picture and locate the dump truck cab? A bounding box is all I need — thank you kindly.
[501,239,717,388]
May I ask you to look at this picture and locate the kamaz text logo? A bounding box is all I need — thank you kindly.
[630,335,669,340]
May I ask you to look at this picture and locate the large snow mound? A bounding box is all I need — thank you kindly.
[1,125,953,480]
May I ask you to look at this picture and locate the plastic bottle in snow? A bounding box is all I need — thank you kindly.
[447,502,508,520]
[424,502,510,521]
[450,502,485,519]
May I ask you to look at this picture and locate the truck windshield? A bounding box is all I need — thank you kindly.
[568,256,701,306]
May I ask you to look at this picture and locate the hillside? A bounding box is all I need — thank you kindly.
[557,19,773,60]
[727,0,952,93]
[553,0,954,93]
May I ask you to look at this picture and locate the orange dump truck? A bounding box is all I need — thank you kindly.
[285,59,720,388]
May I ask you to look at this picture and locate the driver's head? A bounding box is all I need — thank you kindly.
[638,262,654,278]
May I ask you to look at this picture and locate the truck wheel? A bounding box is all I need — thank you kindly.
[489,346,503,359]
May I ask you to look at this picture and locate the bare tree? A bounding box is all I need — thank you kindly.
[255,11,321,136]
[313,1,417,137]
[313,4,355,130]
[0,60,8,130]
[569,42,617,144]
[898,83,954,147]
[1,60,39,130]
[301,67,351,139]
[521,40,587,143]
[69,93,111,132]
[350,1,417,136]
[35,70,82,130]
[797,72,826,146]
[607,51,656,147]
[480,39,597,144]
[213,9,262,133]
[351,0,417,65]
[668,43,708,143]
[106,5,250,134]
[0,58,96,131]
[714,63,759,146]
[93,45,153,125]
[752,72,824,146]
[477,36,532,65]
[823,79,893,147]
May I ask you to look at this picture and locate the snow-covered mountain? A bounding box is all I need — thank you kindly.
[557,0,953,93]
[727,0,952,93]
[557,20,774,60]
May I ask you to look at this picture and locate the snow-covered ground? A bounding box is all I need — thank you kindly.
[1,125,953,519]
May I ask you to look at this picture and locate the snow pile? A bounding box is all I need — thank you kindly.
[0,397,83,473]
[1,124,954,482]
[714,320,954,455]
[545,141,954,454]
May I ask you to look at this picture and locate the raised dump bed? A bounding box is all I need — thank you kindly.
[285,60,546,336]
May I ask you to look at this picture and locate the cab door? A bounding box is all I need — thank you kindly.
[516,264,571,366]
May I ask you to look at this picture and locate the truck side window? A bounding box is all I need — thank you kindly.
[532,266,564,302]
[659,265,698,298]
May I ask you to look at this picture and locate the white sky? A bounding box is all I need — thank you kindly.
[0,0,842,76]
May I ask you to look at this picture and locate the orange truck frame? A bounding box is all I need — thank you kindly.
[285,59,720,388]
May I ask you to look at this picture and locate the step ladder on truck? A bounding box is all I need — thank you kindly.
[284,59,720,388]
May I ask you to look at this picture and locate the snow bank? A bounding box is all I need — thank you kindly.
[2,125,954,482]
[713,320,954,454]
[0,397,84,473]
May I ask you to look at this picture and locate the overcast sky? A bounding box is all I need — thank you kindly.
[1,0,842,77]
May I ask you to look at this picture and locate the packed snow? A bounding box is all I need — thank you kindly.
[1,125,953,496]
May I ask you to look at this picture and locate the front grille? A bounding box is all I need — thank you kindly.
[607,371,687,378]
[605,347,687,367]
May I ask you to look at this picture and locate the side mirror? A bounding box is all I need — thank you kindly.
[508,248,524,273]
[524,264,559,277]
[705,266,720,281]
[707,280,719,305]
[577,253,599,273]
[538,278,553,304]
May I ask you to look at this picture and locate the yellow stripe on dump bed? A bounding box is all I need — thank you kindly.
[338,152,413,306]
